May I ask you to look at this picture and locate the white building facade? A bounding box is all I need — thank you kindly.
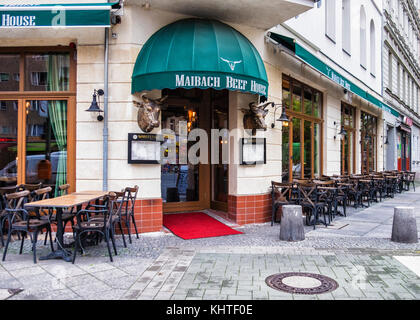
[269,0,388,178]
[382,0,420,175]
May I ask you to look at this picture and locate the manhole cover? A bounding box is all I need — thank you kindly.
[265,272,338,295]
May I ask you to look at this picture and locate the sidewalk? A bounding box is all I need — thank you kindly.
[0,188,419,300]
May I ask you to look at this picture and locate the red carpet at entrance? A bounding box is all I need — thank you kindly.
[162,212,243,240]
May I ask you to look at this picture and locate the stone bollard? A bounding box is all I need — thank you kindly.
[280,205,305,241]
[391,207,418,244]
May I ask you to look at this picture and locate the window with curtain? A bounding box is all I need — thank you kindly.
[0,49,73,192]
[25,54,69,91]
[360,6,367,69]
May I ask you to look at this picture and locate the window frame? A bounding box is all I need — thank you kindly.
[0,47,76,192]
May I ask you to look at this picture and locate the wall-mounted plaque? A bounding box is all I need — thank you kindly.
[240,138,266,165]
[128,133,162,164]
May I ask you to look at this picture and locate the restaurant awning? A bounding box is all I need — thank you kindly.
[0,2,120,28]
[131,18,269,96]
[267,32,400,118]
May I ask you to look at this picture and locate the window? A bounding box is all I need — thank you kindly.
[0,48,75,194]
[360,111,377,174]
[0,54,19,91]
[25,54,69,91]
[388,50,393,91]
[341,103,355,175]
[360,6,367,68]
[403,69,406,103]
[411,80,415,109]
[370,20,376,76]
[325,0,336,42]
[342,0,351,54]
[282,75,322,181]
[397,62,401,97]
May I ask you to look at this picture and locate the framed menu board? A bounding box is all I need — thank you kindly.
[240,138,266,165]
[128,133,162,164]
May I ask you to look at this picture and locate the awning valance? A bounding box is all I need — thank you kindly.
[131,18,268,96]
[0,2,120,28]
[267,32,400,118]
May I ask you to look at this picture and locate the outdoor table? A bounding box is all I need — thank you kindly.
[24,191,109,262]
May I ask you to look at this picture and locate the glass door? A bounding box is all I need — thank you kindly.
[161,88,211,213]
[210,90,229,211]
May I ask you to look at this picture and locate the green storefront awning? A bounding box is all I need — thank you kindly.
[132,18,269,96]
[0,2,120,28]
[267,32,400,118]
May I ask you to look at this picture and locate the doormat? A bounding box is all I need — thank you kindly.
[163,212,243,240]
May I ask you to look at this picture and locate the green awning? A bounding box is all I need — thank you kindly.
[268,32,400,118]
[0,2,120,28]
[132,18,268,96]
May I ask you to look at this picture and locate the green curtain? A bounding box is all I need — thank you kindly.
[47,55,68,197]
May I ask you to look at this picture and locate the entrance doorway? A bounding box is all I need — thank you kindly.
[397,128,411,171]
[160,88,229,213]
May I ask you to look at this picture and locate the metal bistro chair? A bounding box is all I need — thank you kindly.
[72,192,117,264]
[16,183,43,201]
[270,181,296,226]
[0,186,19,246]
[313,179,338,221]
[296,183,329,229]
[122,185,139,244]
[2,190,54,264]
[89,191,128,248]
[403,172,416,191]
[41,184,76,245]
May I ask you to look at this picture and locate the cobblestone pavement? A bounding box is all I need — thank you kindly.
[0,188,419,300]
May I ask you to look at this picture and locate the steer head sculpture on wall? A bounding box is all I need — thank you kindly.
[133,93,168,133]
[242,101,273,135]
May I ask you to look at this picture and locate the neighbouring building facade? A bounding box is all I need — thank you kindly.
[382,0,420,175]
[270,0,388,178]
[0,0,418,234]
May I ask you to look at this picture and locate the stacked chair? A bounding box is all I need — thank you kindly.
[271,170,417,229]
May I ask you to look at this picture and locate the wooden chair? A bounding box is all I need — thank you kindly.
[90,191,128,248]
[270,181,296,226]
[50,184,75,232]
[123,185,139,244]
[72,192,117,263]
[296,183,329,229]
[403,172,416,191]
[16,183,43,201]
[2,190,54,264]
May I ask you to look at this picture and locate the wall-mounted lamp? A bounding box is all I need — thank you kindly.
[86,89,104,121]
[271,103,290,128]
[333,121,346,140]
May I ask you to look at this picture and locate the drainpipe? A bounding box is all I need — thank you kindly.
[103,27,109,191]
